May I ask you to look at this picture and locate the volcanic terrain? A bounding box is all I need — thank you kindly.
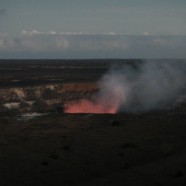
[0,59,186,186]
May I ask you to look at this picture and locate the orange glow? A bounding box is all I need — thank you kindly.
[64,99,117,114]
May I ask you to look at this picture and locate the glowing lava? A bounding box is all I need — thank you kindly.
[64,99,117,114]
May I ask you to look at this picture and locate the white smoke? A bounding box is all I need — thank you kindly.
[98,60,186,113]
[96,67,130,111]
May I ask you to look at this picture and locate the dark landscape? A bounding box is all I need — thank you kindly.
[0,59,186,186]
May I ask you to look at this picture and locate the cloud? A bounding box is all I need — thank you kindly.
[19,30,126,52]
[49,31,57,35]
[0,31,186,59]
[107,32,118,35]
[21,30,54,35]
[21,30,60,36]
[59,32,96,35]
[21,30,93,36]
[21,35,69,51]
[21,30,119,36]
[59,32,119,36]
[19,33,70,52]
[143,32,150,36]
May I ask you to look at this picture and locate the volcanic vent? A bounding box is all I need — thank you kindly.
[64,99,118,114]
[64,70,128,114]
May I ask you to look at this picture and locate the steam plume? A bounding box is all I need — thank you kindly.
[65,60,186,113]
[113,60,186,112]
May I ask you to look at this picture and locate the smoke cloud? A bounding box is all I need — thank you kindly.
[65,60,186,113]
[103,60,186,112]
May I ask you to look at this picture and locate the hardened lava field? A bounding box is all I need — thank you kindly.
[0,59,186,186]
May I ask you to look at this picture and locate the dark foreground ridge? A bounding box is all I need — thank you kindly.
[0,110,186,186]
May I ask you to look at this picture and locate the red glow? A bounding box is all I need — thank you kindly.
[64,99,117,114]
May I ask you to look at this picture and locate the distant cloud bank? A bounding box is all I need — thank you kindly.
[21,30,119,36]
[0,30,186,59]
